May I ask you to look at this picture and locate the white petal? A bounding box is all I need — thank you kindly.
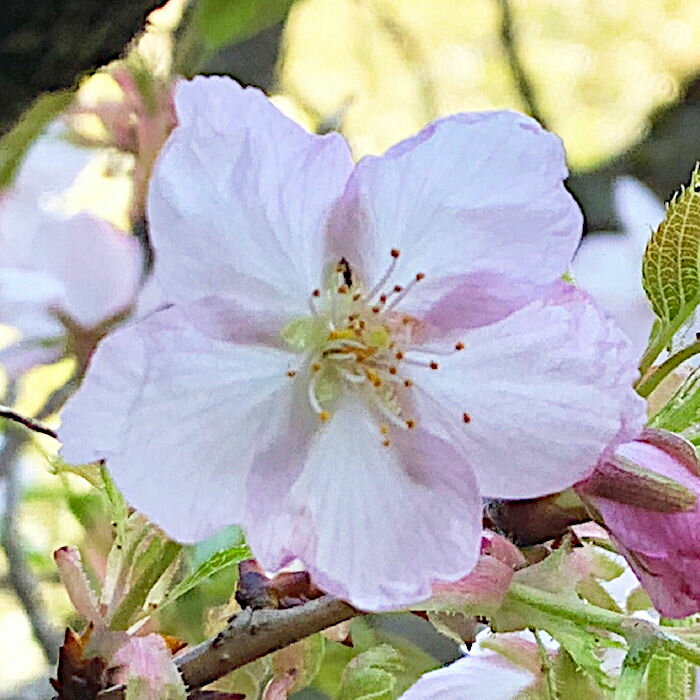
[400,653,534,700]
[148,76,354,313]
[60,305,304,543]
[36,214,143,328]
[573,230,655,355]
[328,112,582,329]
[247,395,482,611]
[413,284,644,499]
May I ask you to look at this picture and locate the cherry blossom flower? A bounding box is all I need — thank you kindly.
[572,177,664,355]
[0,128,144,374]
[578,431,700,618]
[399,632,542,700]
[59,77,643,610]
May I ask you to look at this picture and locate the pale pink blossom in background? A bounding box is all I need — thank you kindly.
[399,632,542,699]
[572,177,664,356]
[578,432,700,618]
[0,126,144,373]
[60,77,643,610]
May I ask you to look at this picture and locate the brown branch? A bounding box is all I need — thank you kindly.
[0,0,168,136]
[497,0,548,128]
[176,596,360,690]
[0,404,58,439]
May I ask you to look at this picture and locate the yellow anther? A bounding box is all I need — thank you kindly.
[329,329,355,341]
[320,410,331,422]
[380,424,390,435]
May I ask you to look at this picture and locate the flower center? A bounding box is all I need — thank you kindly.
[282,250,465,444]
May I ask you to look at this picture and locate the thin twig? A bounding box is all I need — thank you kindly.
[177,596,360,690]
[0,377,80,665]
[0,404,58,439]
[497,0,548,127]
[635,339,700,398]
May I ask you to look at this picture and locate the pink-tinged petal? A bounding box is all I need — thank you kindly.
[420,533,525,614]
[0,267,65,338]
[246,396,482,611]
[148,76,354,313]
[54,546,103,625]
[35,214,143,328]
[413,283,644,499]
[581,439,700,618]
[60,304,305,543]
[328,112,582,330]
[399,652,535,700]
[112,634,185,698]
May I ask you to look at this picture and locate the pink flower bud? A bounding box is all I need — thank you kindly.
[577,431,700,618]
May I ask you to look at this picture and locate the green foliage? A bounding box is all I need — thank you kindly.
[641,165,700,371]
[649,367,700,444]
[494,544,628,692]
[109,538,182,630]
[101,466,129,548]
[625,587,653,615]
[337,644,404,700]
[195,0,296,50]
[157,542,252,612]
[616,636,659,700]
[643,164,700,324]
[0,90,74,188]
[125,678,186,700]
[645,650,695,700]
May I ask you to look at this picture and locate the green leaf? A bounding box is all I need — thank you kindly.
[49,456,103,488]
[157,543,252,612]
[125,678,186,700]
[649,367,700,441]
[645,649,695,700]
[643,164,700,323]
[337,645,404,700]
[577,578,622,613]
[0,89,75,187]
[109,539,182,630]
[272,634,326,694]
[641,165,700,370]
[553,650,611,700]
[616,636,659,700]
[101,466,129,548]
[626,587,653,614]
[493,597,620,690]
[195,0,296,50]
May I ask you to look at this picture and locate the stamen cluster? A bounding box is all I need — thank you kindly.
[282,250,465,446]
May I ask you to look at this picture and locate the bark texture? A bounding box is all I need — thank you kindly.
[0,0,168,135]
